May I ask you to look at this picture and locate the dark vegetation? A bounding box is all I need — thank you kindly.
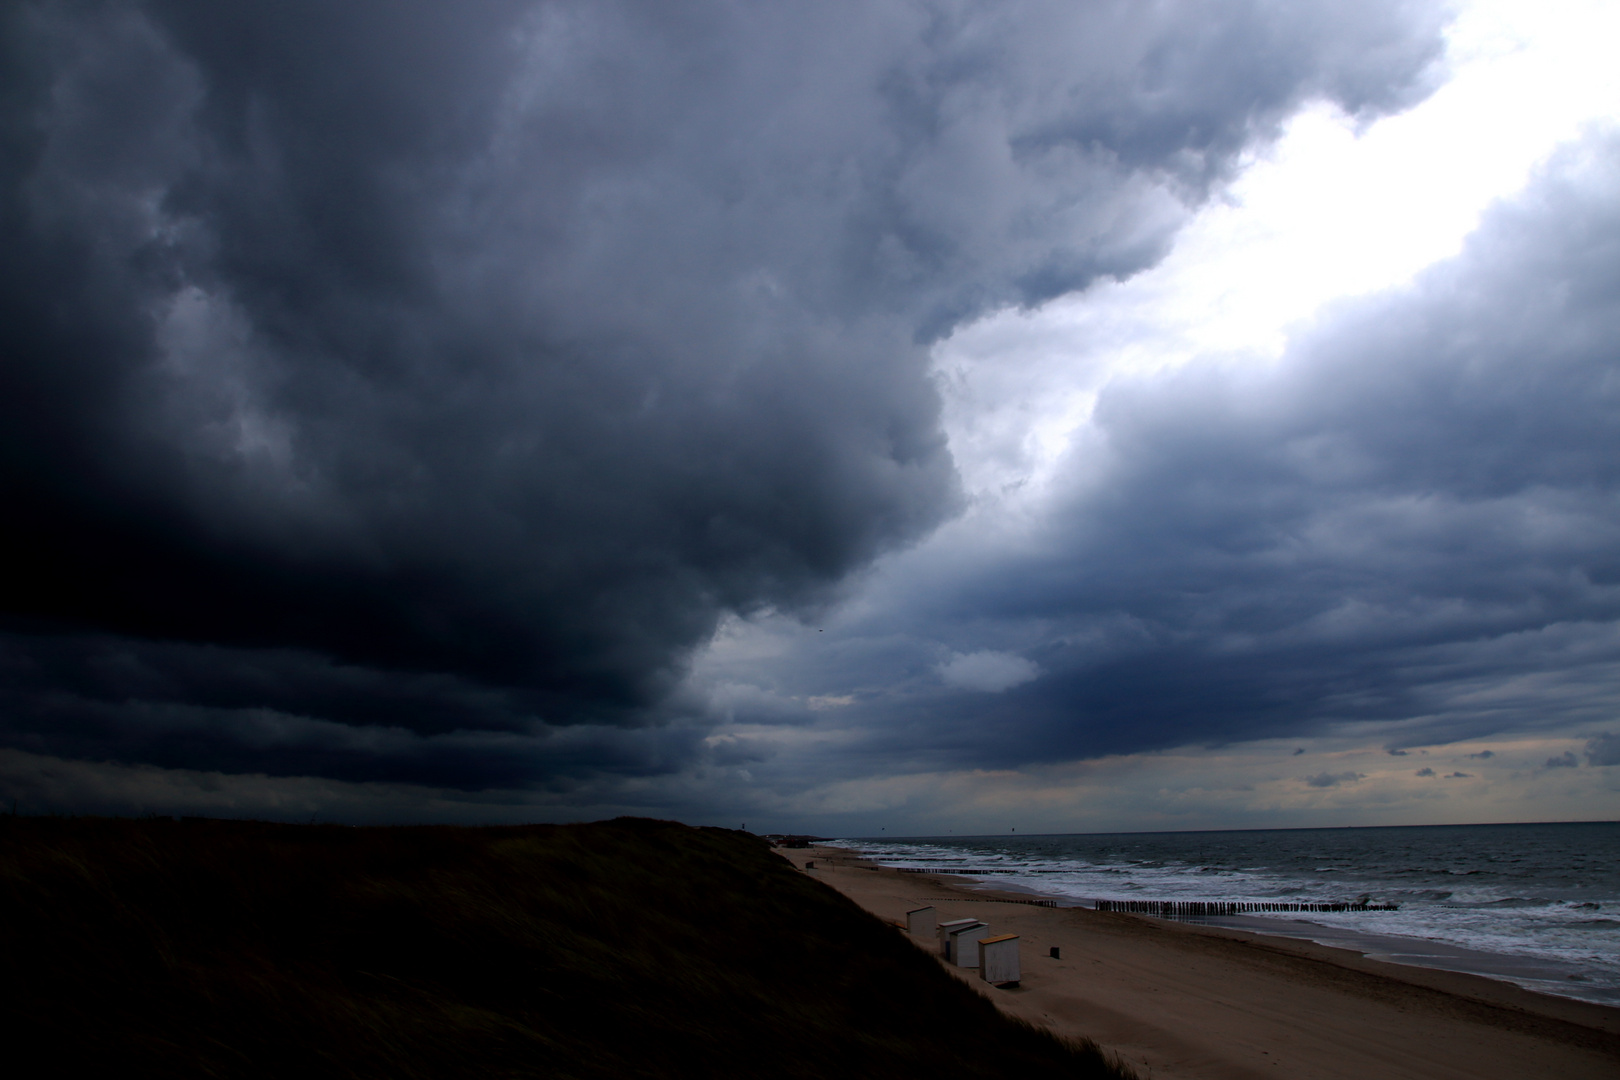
[0,816,1128,1079]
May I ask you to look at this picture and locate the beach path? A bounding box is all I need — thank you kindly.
[777,846,1620,1080]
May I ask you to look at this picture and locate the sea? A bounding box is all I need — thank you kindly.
[835,821,1620,1006]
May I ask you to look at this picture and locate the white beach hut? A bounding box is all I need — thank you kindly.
[978,933,1020,987]
[946,920,991,967]
[906,905,936,936]
[937,917,983,962]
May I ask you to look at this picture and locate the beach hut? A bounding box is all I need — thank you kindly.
[978,934,1020,987]
[946,920,991,967]
[937,917,984,962]
[906,906,936,936]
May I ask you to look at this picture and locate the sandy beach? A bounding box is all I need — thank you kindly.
[777,845,1620,1080]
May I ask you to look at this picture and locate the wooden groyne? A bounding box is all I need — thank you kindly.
[887,867,1397,914]
[926,896,1058,908]
[1095,899,1398,915]
[898,866,1069,875]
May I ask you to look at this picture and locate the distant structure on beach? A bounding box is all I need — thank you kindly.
[979,934,1020,988]
[764,834,821,849]
[939,918,989,966]
[906,906,936,936]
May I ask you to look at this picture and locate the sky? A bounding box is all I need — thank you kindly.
[2,0,1617,833]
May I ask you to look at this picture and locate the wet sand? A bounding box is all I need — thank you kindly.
[777,845,1620,1080]
[1197,912,1618,1004]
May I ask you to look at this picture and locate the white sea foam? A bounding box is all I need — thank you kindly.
[838,822,1620,1005]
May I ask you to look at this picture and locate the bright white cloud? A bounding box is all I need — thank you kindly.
[937,650,1040,693]
[934,0,1620,503]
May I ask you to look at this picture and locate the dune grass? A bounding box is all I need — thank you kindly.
[0,815,1129,1078]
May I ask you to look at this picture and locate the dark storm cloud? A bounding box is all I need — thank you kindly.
[800,130,1620,773]
[0,0,1443,788]
[1304,772,1363,788]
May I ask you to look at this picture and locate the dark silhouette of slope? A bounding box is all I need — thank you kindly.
[0,815,1127,1078]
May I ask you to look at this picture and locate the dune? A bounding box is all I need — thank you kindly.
[0,816,1129,1079]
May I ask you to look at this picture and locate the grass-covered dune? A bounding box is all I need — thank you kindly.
[0,816,1126,1079]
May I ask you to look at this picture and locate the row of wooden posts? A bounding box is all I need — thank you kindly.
[1094,899,1399,915]
[898,867,1081,875]
[927,896,1057,908]
[892,867,1398,914]
[904,905,1022,988]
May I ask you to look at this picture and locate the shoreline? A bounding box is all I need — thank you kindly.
[829,839,1620,1009]
[1193,911,1620,1007]
[780,843,1620,1080]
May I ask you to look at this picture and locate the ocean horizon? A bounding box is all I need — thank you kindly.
[836,820,1620,1006]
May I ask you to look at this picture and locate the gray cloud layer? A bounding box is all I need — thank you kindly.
[1,1,1444,789]
[771,132,1620,778]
